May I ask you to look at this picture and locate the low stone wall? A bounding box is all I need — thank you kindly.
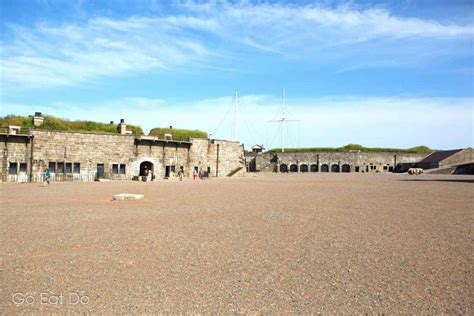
[441,148,473,167]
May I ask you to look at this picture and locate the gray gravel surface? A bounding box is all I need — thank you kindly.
[1,173,473,314]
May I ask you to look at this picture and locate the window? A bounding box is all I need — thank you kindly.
[112,164,119,175]
[73,163,80,174]
[65,162,72,173]
[57,162,65,173]
[9,162,18,175]
[119,164,126,174]
[20,163,27,173]
[383,166,388,171]
[49,162,56,173]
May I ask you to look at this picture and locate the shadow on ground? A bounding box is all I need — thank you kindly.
[399,179,474,184]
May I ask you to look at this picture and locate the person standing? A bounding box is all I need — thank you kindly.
[43,168,50,186]
[178,166,184,181]
[193,168,198,180]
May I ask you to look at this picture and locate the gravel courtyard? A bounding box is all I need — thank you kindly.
[1,173,473,313]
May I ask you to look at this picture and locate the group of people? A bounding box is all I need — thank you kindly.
[143,165,154,181]
[193,168,206,180]
[177,167,206,181]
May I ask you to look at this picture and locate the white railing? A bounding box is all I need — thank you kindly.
[6,172,133,183]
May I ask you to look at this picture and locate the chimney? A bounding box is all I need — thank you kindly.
[117,119,127,135]
[8,125,21,135]
[33,112,44,127]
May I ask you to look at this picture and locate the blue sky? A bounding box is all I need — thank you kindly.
[0,0,473,149]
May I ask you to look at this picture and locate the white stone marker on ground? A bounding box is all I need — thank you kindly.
[113,193,144,201]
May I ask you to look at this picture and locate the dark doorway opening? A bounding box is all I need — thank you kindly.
[355,166,360,172]
[280,164,288,172]
[300,164,308,172]
[165,165,171,178]
[140,161,154,177]
[341,164,351,172]
[321,164,329,172]
[310,164,318,172]
[290,164,298,172]
[331,164,340,172]
[97,164,105,179]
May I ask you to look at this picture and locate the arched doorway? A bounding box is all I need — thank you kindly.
[321,164,329,172]
[290,164,298,172]
[341,164,351,172]
[300,164,308,172]
[310,164,318,172]
[140,161,154,177]
[331,164,340,172]
[280,164,288,172]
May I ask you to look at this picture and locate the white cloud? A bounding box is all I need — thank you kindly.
[3,95,472,150]
[1,2,473,90]
[1,16,212,89]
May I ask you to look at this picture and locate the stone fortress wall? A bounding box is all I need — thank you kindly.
[2,114,470,181]
[247,151,428,173]
[1,128,245,183]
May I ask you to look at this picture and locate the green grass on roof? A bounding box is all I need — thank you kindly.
[148,127,207,141]
[269,144,432,154]
[0,115,144,135]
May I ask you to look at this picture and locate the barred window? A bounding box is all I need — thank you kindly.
[9,162,18,175]
[57,162,65,173]
[73,163,80,174]
[49,162,56,173]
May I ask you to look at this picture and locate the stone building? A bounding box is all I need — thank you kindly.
[418,148,474,174]
[246,150,428,173]
[1,116,245,183]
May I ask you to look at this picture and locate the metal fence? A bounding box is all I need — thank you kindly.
[31,172,97,182]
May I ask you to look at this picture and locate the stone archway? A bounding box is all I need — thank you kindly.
[280,164,288,172]
[331,164,340,172]
[300,164,308,172]
[290,164,298,172]
[341,164,351,173]
[131,156,162,179]
[321,164,329,172]
[310,164,318,172]
[140,161,154,177]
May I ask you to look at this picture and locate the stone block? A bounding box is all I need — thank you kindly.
[113,193,144,201]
